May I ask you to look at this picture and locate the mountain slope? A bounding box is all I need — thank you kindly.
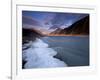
[50,16,89,35]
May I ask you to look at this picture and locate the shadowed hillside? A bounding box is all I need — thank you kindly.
[50,16,89,35]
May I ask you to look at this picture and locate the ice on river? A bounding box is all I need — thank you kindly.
[22,38,67,69]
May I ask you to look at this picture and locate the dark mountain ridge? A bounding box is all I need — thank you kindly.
[50,16,89,35]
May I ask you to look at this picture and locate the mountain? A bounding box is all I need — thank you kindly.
[50,16,89,35]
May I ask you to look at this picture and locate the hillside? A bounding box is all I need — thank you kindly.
[50,16,89,35]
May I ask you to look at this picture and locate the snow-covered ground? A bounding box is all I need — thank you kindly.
[22,38,67,69]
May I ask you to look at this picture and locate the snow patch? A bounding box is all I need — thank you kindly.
[23,38,67,69]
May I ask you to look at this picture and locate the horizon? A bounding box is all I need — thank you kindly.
[22,11,89,35]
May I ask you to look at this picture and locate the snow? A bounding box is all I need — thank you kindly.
[23,38,67,69]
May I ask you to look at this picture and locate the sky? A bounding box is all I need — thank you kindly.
[22,11,89,34]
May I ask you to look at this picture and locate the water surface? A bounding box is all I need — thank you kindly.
[42,36,89,66]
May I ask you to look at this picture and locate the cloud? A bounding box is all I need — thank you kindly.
[48,13,89,29]
[22,16,42,29]
[22,13,89,34]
